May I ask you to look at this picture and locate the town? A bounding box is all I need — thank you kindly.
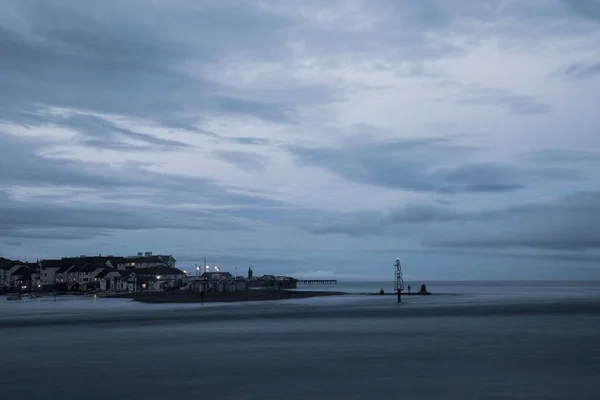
[0,252,302,295]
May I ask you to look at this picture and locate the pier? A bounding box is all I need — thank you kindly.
[298,279,337,285]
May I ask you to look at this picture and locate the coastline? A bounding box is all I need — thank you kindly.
[105,289,348,304]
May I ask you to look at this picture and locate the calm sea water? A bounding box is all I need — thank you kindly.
[1,281,600,399]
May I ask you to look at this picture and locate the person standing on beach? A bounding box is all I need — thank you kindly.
[408,285,411,294]
[200,290,204,304]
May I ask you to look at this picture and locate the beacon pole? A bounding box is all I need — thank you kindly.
[394,258,404,304]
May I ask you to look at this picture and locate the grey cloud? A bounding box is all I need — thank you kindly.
[212,150,268,171]
[561,0,600,21]
[288,130,575,193]
[425,191,600,251]
[518,149,600,164]
[0,133,278,210]
[305,191,600,252]
[561,61,600,79]
[277,0,586,71]
[0,133,333,234]
[304,211,386,236]
[210,96,294,124]
[288,133,476,192]
[0,0,306,127]
[433,163,581,193]
[1,240,23,246]
[0,228,113,241]
[0,133,134,189]
[39,113,192,151]
[454,87,551,115]
[387,203,471,224]
[79,140,163,152]
[0,0,587,132]
[61,114,190,148]
[0,194,253,241]
[304,203,471,236]
[230,137,273,146]
[434,164,526,193]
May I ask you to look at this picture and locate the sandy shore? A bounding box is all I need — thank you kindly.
[106,289,348,304]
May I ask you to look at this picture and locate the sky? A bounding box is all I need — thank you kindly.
[1,0,600,280]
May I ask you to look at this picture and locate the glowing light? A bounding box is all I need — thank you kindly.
[156,275,161,280]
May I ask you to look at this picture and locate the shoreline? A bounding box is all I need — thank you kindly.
[105,289,348,304]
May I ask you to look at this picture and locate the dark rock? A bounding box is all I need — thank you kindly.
[418,284,431,295]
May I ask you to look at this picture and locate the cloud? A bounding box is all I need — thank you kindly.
[212,150,269,171]
[210,95,294,124]
[424,191,600,251]
[433,163,580,193]
[0,133,279,208]
[454,86,551,115]
[0,228,113,241]
[230,137,274,146]
[288,130,578,193]
[58,114,191,150]
[518,149,600,164]
[1,240,23,247]
[561,0,600,22]
[0,132,336,241]
[0,132,329,241]
[288,132,477,192]
[0,0,307,127]
[0,193,253,239]
[7,112,193,151]
[561,61,600,79]
[305,191,600,253]
[304,202,472,236]
[0,133,136,189]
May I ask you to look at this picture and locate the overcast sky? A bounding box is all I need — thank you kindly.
[1,0,600,280]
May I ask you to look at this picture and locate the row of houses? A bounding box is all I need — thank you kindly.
[2,255,299,294]
[0,259,38,292]
[1,253,178,293]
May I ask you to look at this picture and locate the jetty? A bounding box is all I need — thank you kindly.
[298,279,337,285]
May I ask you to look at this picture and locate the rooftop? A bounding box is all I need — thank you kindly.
[116,255,176,264]
[126,266,185,276]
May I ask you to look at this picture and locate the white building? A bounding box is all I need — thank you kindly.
[115,253,177,270]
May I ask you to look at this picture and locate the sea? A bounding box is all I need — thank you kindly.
[1,280,599,399]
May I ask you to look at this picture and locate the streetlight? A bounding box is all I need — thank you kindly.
[196,265,200,276]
